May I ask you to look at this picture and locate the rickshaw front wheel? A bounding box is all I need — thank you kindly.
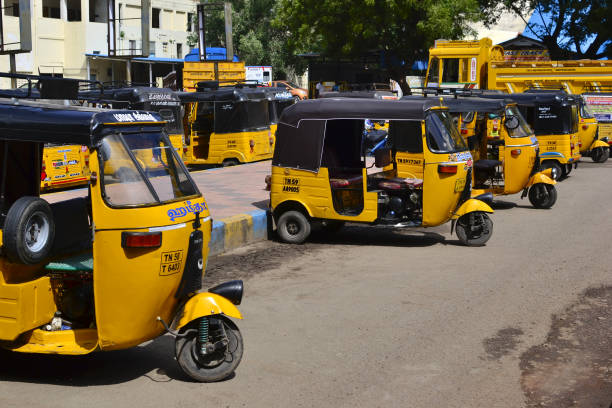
[456,212,493,247]
[176,315,243,383]
[591,147,609,163]
[277,210,311,244]
[528,183,557,209]
[4,196,55,264]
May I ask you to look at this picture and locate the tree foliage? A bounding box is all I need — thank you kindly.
[479,0,610,59]
[188,0,306,79]
[273,0,484,83]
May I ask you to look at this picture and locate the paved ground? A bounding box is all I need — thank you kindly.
[42,160,271,220]
[3,159,612,408]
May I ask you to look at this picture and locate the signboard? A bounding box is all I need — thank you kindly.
[504,49,551,62]
[584,94,612,122]
[470,58,477,83]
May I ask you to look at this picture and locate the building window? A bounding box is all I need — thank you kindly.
[67,0,82,21]
[152,8,160,28]
[89,0,108,22]
[176,43,182,58]
[42,0,60,18]
[187,12,194,31]
[4,1,19,17]
[149,41,156,56]
[129,40,136,55]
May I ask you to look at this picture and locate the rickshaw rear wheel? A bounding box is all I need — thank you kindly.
[222,158,240,167]
[456,212,493,247]
[277,210,311,244]
[4,196,55,264]
[528,183,557,209]
[176,315,243,383]
[591,147,609,163]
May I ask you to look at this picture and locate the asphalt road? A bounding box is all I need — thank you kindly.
[1,160,612,408]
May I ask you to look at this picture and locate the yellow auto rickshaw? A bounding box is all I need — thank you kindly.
[40,144,90,191]
[178,82,274,167]
[0,90,244,382]
[476,91,581,179]
[577,95,609,162]
[270,98,494,246]
[416,95,558,208]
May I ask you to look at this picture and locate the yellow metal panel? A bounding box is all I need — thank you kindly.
[176,292,242,330]
[9,329,98,355]
[453,198,494,219]
[504,139,538,194]
[0,274,56,341]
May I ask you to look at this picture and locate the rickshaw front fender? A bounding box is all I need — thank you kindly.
[591,139,609,150]
[526,172,556,187]
[176,292,243,330]
[452,198,494,220]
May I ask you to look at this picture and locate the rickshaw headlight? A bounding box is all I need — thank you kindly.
[209,280,243,305]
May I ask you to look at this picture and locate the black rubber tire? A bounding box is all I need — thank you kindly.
[563,164,572,177]
[176,316,243,383]
[528,183,557,209]
[222,159,240,167]
[456,212,493,247]
[3,196,55,264]
[276,210,311,244]
[540,160,563,180]
[591,147,610,163]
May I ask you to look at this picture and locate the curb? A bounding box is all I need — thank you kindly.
[209,209,270,256]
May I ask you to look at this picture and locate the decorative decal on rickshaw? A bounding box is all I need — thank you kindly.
[167,200,208,221]
[160,250,184,276]
[112,112,157,122]
[282,177,300,193]
[449,152,473,162]
[397,158,423,165]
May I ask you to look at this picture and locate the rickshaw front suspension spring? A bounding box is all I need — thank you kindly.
[198,316,209,353]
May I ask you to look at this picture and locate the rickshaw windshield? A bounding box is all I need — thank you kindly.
[579,100,595,119]
[505,105,532,138]
[215,100,269,133]
[155,106,183,135]
[99,131,199,207]
[426,110,468,153]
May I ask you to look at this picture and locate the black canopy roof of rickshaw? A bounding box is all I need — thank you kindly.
[278,98,443,127]
[79,86,181,106]
[475,91,578,107]
[176,87,268,103]
[0,98,165,147]
[402,95,510,113]
[273,98,444,172]
[319,90,397,100]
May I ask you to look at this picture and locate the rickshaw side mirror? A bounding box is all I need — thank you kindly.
[375,147,393,168]
[505,116,520,130]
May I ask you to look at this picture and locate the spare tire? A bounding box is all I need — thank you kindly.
[4,196,55,264]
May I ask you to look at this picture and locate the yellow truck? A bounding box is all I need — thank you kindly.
[425,38,612,161]
[183,61,246,92]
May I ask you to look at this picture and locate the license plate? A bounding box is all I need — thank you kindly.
[454,178,466,192]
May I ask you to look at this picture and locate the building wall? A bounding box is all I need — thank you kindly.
[0,0,196,87]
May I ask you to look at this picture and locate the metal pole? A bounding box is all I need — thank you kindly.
[86,57,91,80]
[126,59,131,83]
[224,2,233,62]
[9,54,16,88]
[149,63,153,87]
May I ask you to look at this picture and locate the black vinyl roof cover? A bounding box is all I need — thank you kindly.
[476,91,577,107]
[319,90,397,99]
[278,98,442,127]
[0,99,164,147]
[177,87,268,103]
[402,95,509,113]
[273,98,442,172]
[80,86,180,105]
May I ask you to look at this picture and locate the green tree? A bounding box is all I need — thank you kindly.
[274,0,484,90]
[479,0,610,59]
[188,0,306,79]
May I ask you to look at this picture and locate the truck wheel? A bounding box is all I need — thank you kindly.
[176,316,243,382]
[456,212,493,246]
[528,183,557,209]
[276,210,311,244]
[3,196,55,264]
[591,147,609,163]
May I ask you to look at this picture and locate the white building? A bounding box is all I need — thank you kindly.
[0,0,197,86]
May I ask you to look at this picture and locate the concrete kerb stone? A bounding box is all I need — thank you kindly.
[209,209,270,256]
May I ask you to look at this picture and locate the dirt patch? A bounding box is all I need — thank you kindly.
[520,286,612,408]
[483,327,524,360]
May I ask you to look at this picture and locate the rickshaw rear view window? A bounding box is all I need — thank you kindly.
[426,110,468,153]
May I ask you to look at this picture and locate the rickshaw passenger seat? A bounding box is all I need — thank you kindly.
[45,251,93,272]
[474,159,501,171]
